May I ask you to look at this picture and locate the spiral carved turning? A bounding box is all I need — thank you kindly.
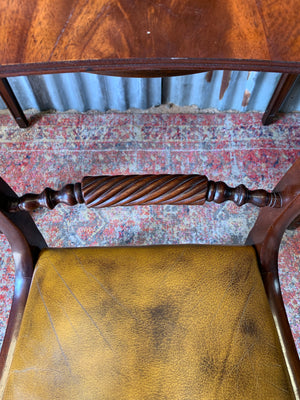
[82,175,208,207]
[8,175,282,212]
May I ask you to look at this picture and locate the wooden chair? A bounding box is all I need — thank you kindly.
[0,159,299,399]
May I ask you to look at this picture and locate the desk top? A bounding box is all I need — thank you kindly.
[1,0,299,77]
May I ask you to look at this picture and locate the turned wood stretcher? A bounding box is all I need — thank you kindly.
[0,159,299,399]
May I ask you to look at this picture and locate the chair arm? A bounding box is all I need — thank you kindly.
[8,174,282,212]
[246,158,300,398]
[0,178,46,390]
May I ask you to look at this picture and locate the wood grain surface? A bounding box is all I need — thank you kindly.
[0,0,299,76]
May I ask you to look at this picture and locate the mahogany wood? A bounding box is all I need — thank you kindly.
[9,175,282,212]
[0,212,33,395]
[1,1,299,128]
[0,179,46,395]
[262,74,298,125]
[0,0,300,77]
[288,214,300,230]
[0,178,47,254]
[88,70,208,78]
[246,159,300,398]
[0,79,29,128]
[10,183,84,212]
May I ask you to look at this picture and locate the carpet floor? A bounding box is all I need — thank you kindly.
[0,110,299,354]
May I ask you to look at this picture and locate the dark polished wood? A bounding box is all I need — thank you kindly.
[0,79,29,128]
[262,74,298,125]
[0,212,33,393]
[8,175,282,212]
[288,214,300,230]
[89,70,208,78]
[246,159,300,398]
[10,183,84,212]
[206,180,282,208]
[0,178,46,392]
[0,0,300,78]
[1,1,299,128]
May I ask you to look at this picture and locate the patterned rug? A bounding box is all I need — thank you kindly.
[0,110,299,354]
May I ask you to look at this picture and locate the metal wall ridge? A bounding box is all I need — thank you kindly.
[0,71,299,113]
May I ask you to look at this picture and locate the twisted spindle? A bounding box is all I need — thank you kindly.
[8,175,282,212]
[82,175,208,207]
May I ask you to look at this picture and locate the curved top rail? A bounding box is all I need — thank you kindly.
[0,0,300,77]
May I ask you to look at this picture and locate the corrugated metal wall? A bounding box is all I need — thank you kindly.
[1,71,299,112]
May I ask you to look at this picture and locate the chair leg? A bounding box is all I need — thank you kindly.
[0,78,29,128]
[262,73,298,126]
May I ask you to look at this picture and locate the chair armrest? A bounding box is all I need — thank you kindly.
[247,158,300,398]
[0,178,46,391]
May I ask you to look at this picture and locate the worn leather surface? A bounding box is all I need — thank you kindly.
[3,245,293,399]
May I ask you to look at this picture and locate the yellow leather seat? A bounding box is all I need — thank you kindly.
[3,245,293,399]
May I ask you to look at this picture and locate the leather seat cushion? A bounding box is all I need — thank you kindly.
[3,245,293,399]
